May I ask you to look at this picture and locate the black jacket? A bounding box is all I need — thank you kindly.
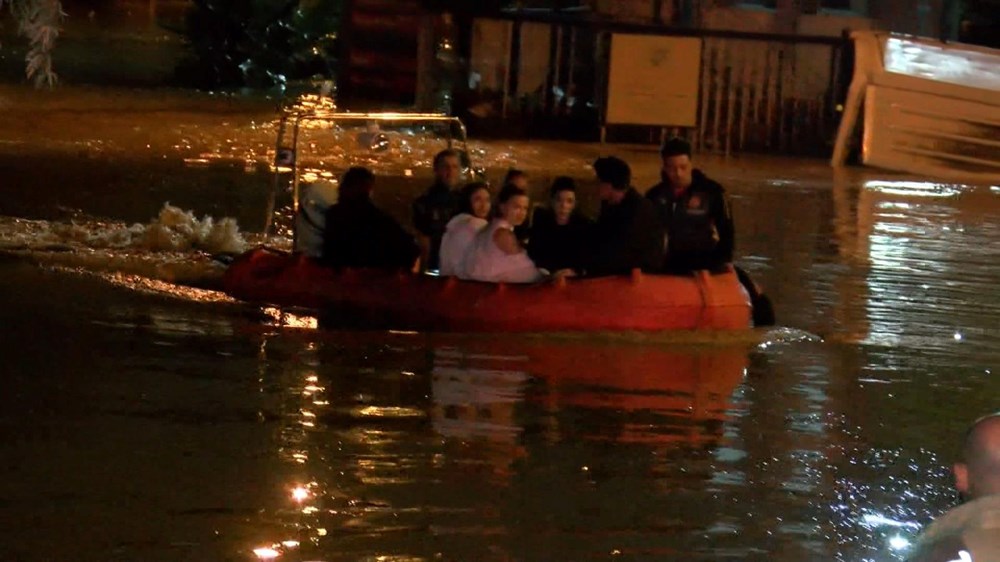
[527,207,594,272]
[322,199,419,269]
[412,183,458,269]
[585,188,664,276]
[646,169,734,272]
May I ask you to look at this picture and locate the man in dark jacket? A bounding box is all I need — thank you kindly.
[646,137,733,274]
[412,149,462,271]
[583,156,664,276]
[647,138,774,326]
[322,167,419,270]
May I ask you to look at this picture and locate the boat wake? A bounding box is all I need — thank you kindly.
[0,203,282,291]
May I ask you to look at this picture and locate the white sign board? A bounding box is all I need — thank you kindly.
[606,34,702,127]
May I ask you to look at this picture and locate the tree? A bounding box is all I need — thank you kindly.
[1,0,63,87]
[173,0,342,90]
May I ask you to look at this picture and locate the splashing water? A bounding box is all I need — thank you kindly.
[1,202,249,254]
[0,202,268,288]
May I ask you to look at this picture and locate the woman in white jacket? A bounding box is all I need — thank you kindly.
[438,182,492,277]
[463,184,544,283]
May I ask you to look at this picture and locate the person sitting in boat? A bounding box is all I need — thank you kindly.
[502,169,531,243]
[412,149,463,272]
[581,156,664,277]
[463,184,545,283]
[439,181,492,277]
[528,176,594,273]
[321,166,420,270]
[908,412,1000,562]
[647,137,775,326]
[502,168,529,191]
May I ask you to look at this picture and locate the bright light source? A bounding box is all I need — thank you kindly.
[889,535,910,550]
[291,486,310,502]
[253,547,281,560]
[954,332,963,341]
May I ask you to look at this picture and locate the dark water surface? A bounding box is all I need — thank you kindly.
[1,88,999,561]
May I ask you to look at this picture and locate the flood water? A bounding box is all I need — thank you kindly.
[1,85,999,562]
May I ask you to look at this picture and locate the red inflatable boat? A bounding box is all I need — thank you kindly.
[222,248,752,332]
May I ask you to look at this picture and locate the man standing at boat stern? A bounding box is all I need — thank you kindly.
[413,149,462,272]
[582,156,664,277]
[646,137,733,274]
[908,413,1000,562]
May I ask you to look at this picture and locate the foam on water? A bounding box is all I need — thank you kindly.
[0,203,276,289]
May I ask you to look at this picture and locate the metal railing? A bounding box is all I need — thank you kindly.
[463,12,849,156]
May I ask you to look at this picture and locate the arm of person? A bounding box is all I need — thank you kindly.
[630,202,666,271]
[412,197,434,237]
[585,218,630,276]
[493,228,524,255]
[380,211,421,268]
[713,191,735,263]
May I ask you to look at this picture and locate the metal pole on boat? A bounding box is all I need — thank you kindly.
[291,117,303,217]
[263,112,289,235]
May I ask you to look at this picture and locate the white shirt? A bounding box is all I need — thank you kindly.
[439,213,488,277]
[463,219,543,283]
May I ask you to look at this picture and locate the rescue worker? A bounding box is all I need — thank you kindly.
[646,138,775,326]
[646,137,733,274]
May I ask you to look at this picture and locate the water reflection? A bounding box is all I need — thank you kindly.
[248,332,751,561]
[829,173,1000,353]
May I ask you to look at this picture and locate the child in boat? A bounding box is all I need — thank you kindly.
[321,167,420,270]
[463,184,544,283]
[528,176,594,273]
[439,181,492,277]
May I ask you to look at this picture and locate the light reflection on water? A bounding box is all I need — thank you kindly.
[219,169,1000,561]
[250,333,757,561]
[3,118,1000,559]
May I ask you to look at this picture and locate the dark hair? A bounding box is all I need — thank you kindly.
[339,166,375,201]
[497,183,527,205]
[592,156,631,190]
[660,137,692,159]
[549,176,576,199]
[503,168,526,185]
[433,149,460,170]
[457,181,490,216]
